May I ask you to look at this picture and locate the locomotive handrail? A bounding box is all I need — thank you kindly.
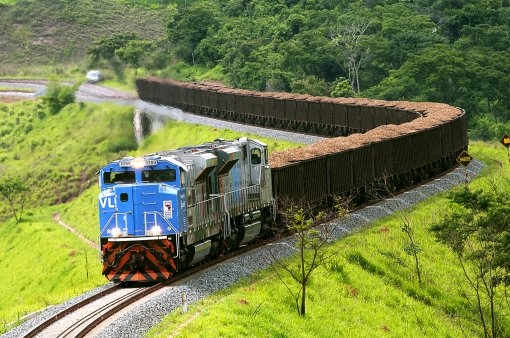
[223,185,262,214]
[142,211,181,258]
[100,212,130,237]
[142,211,180,234]
[194,195,225,228]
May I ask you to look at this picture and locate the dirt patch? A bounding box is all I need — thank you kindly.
[0,95,30,103]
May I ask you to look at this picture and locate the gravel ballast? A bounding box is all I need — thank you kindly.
[1,102,484,338]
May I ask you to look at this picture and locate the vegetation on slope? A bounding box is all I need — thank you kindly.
[0,0,168,74]
[0,99,136,220]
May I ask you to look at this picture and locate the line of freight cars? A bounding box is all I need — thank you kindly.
[135,77,468,206]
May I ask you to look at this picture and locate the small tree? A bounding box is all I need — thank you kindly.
[377,181,424,286]
[330,77,356,98]
[87,33,152,80]
[0,178,30,223]
[42,80,79,115]
[269,197,348,316]
[432,185,510,338]
[401,212,423,285]
[116,39,154,77]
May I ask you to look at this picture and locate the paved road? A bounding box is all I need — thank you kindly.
[0,79,136,104]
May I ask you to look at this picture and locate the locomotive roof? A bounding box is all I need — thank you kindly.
[153,137,264,158]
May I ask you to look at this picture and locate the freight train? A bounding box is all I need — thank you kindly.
[99,137,275,282]
[97,77,469,282]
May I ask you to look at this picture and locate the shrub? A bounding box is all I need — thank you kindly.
[42,80,79,115]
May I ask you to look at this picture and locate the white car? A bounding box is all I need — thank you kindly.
[86,70,104,83]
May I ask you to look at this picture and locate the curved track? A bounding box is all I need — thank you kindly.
[20,243,263,338]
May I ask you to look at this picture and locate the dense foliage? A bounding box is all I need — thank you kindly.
[161,0,510,140]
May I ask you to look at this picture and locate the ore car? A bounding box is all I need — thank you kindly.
[98,137,274,282]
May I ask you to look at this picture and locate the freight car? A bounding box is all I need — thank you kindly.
[98,137,274,282]
[136,78,468,204]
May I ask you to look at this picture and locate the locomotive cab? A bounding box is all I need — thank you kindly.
[98,156,186,282]
[98,156,187,239]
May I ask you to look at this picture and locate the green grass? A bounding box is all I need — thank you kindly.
[137,120,302,156]
[0,211,104,331]
[146,141,509,337]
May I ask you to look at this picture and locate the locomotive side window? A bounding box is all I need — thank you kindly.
[251,148,261,165]
[103,171,135,184]
[142,169,176,183]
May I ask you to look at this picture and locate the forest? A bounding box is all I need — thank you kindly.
[153,0,510,140]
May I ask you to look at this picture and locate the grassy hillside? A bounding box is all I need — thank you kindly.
[0,99,137,220]
[147,141,510,337]
[0,0,167,75]
[0,98,302,332]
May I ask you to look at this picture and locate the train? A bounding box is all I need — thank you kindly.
[98,137,275,282]
[98,77,469,282]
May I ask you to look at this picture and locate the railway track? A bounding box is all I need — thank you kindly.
[20,243,263,338]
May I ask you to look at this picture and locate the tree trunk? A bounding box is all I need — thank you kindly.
[300,282,306,316]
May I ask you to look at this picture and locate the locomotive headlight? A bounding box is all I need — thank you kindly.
[111,227,122,238]
[131,158,146,169]
[150,225,162,236]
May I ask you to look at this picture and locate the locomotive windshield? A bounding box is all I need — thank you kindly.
[103,171,135,184]
[142,169,176,183]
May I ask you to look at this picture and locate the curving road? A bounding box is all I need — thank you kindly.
[0,79,137,104]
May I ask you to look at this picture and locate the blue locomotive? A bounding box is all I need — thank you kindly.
[98,137,275,282]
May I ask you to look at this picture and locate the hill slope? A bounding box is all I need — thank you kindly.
[0,0,167,73]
